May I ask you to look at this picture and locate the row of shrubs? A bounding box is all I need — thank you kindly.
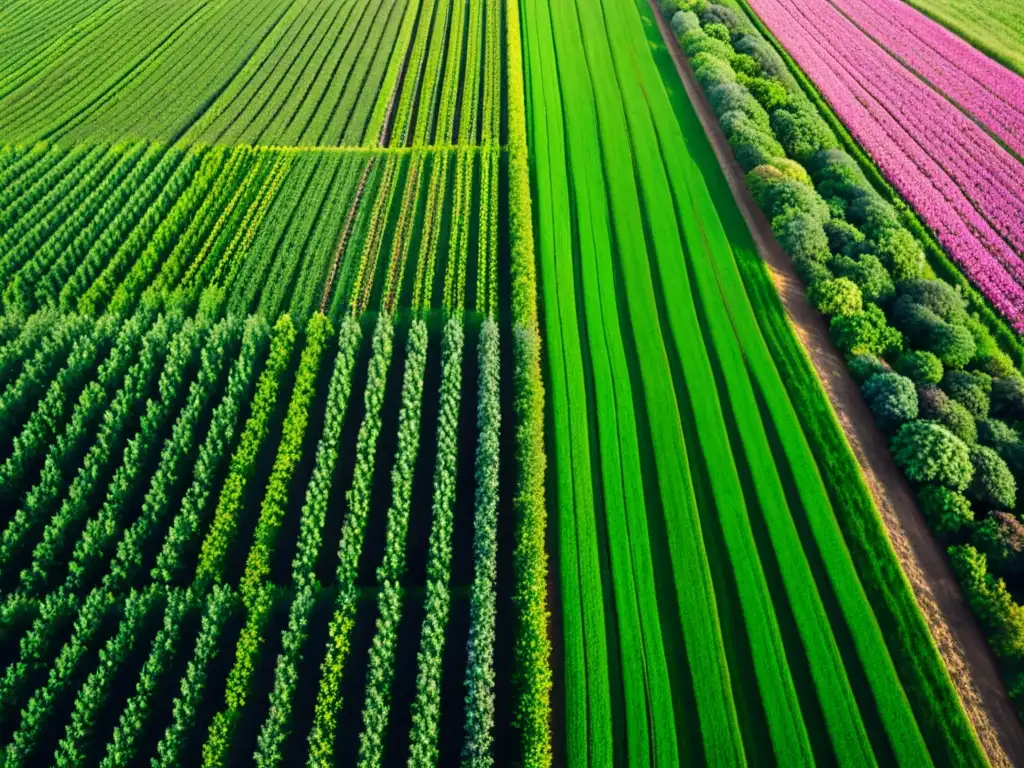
[661,0,1024,711]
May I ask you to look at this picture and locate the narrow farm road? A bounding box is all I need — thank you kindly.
[646,4,1024,765]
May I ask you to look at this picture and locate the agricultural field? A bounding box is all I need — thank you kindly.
[742,0,1024,331]
[899,0,1024,77]
[0,0,553,765]
[0,0,1020,765]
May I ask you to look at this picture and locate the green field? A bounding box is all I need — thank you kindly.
[521,0,984,761]
[0,0,993,764]
[0,0,557,765]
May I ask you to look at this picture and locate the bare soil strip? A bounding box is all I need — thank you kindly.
[647,3,1024,764]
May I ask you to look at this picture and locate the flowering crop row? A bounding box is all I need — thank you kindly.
[831,0,1024,158]
[748,0,1024,330]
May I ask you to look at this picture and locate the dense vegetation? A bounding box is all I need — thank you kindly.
[0,0,552,764]
[661,0,1024,727]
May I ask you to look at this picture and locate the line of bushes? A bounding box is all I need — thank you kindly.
[660,0,1024,717]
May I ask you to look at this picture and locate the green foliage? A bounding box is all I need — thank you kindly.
[150,317,269,584]
[873,228,925,282]
[691,53,737,88]
[973,512,1024,577]
[358,319,428,768]
[932,399,977,445]
[737,73,789,111]
[101,590,192,768]
[704,21,730,41]
[671,10,702,36]
[193,314,296,587]
[723,113,785,170]
[949,544,1024,659]
[808,277,862,317]
[254,317,361,768]
[309,314,394,767]
[730,52,760,76]
[942,370,991,419]
[773,210,831,263]
[824,218,866,255]
[992,376,1024,422]
[830,304,902,357]
[464,319,502,767]
[896,350,944,385]
[154,586,236,768]
[829,253,894,304]
[408,319,464,767]
[919,486,974,537]
[748,165,830,222]
[847,354,889,384]
[891,420,973,490]
[862,372,918,430]
[968,445,1017,510]
[770,106,837,163]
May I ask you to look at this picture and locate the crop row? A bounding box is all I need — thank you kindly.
[0,305,534,764]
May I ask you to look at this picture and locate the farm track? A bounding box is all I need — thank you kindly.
[646,7,1024,763]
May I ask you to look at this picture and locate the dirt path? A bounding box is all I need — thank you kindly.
[648,4,1024,765]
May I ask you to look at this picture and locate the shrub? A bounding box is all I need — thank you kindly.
[891,420,973,491]
[973,512,1024,576]
[682,29,732,59]
[671,10,701,36]
[771,107,837,164]
[764,157,811,186]
[900,279,968,324]
[737,74,789,112]
[793,256,832,286]
[968,445,1017,509]
[730,52,760,76]
[992,377,1024,422]
[896,350,943,385]
[811,149,871,200]
[829,253,894,304]
[933,399,977,445]
[809,277,862,317]
[978,418,1021,450]
[949,544,1024,659]
[704,22,730,42]
[917,385,950,419]
[873,228,925,282]
[847,354,889,384]
[733,33,788,80]
[700,3,746,30]
[773,211,831,263]
[708,82,769,128]
[891,296,944,342]
[723,113,784,171]
[862,372,918,429]
[691,53,736,88]
[943,370,990,418]
[748,167,830,223]
[967,316,1017,379]
[919,486,974,537]
[930,322,977,369]
[824,219,865,255]
[825,196,848,220]
[831,304,902,357]
[849,193,901,238]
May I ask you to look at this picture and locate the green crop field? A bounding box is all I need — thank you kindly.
[0,0,996,764]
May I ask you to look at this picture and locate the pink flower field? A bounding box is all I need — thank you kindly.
[747,0,1024,331]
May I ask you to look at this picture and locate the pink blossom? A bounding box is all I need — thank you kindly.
[748,0,1024,332]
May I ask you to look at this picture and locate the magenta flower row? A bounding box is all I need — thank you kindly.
[834,0,1024,159]
[747,0,1024,332]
